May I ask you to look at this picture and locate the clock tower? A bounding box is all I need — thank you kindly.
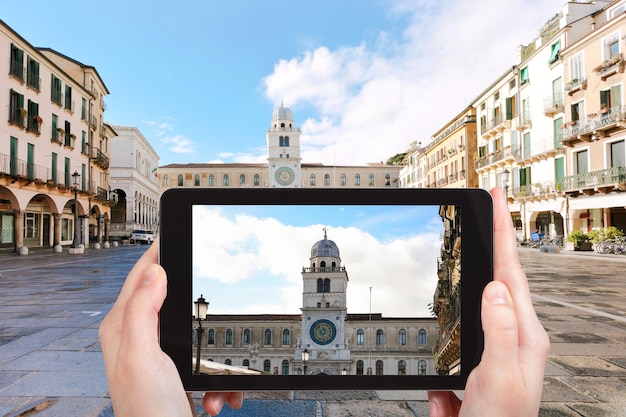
[297,230,351,375]
[267,102,302,187]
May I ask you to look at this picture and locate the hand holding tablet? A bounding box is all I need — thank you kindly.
[99,188,548,417]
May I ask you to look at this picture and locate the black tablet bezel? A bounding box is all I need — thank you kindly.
[159,188,492,391]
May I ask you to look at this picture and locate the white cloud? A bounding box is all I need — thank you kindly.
[160,134,194,154]
[262,0,563,165]
[192,207,440,317]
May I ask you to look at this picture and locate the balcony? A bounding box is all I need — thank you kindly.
[302,266,346,273]
[564,78,587,96]
[516,111,532,131]
[593,54,624,81]
[0,154,50,184]
[519,135,565,164]
[561,166,626,195]
[90,184,118,206]
[514,180,560,200]
[474,146,521,170]
[90,147,110,169]
[482,113,506,138]
[543,93,564,116]
[561,106,626,146]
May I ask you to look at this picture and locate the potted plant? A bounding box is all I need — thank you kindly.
[566,230,592,251]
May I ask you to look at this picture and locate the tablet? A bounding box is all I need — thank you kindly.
[159,188,492,391]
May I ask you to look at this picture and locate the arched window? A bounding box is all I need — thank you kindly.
[194,174,200,186]
[264,329,272,345]
[340,174,346,186]
[376,329,384,345]
[317,278,323,293]
[418,360,427,375]
[331,261,336,268]
[385,173,391,186]
[208,174,215,186]
[177,174,183,186]
[254,174,260,186]
[162,174,169,187]
[240,174,246,185]
[356,360,364,375]
[207,329,215,345]
[263,359,271,373]
[354,174,361,186]
[324,174,330,186]
[376,360,383,375]
[225,329,233,345]
[398,360,406,375]
[282,359,289,375]
[320,261,326,268]
[369,173,375,186]
[310,174,316,186]
[243,329,251,345]
[399,329,407,346]
[225,359,232,366]
[282,329,290,345]
[223,174,229,186]
[356,329,364,345]
[243,359,250,367]
[419,329,427,345]
[323,278,330,293]
[279,136,284,146]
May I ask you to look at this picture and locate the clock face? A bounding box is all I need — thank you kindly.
[275,166,295,186]
[310,319,336,345]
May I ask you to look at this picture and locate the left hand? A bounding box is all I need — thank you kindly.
[99,241,243,416]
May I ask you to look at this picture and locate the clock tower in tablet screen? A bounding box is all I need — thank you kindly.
[298,230,351,375]
[267,102,302,188]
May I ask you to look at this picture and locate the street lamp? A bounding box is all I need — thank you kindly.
[71,171,80,248]
[194,295,209,375]
[341,368,347,376]
[302,348,309,375]
[502,169,510,199]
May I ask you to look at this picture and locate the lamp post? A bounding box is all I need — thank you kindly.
[502,169,510,200]
[341,368,347,376]
[302,347,309,375]
[194,295,209,375]
[71,171,80,248]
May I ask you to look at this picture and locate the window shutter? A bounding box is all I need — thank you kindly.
[505,97,513,120]
[610,85,621,109]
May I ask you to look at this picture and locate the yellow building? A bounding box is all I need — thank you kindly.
[0,19,114,253]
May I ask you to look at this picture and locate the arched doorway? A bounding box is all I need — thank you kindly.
[111,189,127,235]
[24,194,58,248]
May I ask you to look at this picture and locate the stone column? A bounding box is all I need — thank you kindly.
[13,210,24,253]
[104,217,110,242]
[52,213,62,252]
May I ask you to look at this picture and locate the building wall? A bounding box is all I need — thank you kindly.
[0,20,112,251]
[109,125,160,236]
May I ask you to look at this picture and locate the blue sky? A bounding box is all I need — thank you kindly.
[192,204,442,316]
[3,0,563,165]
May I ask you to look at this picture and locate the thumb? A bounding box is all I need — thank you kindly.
[119,264,168,358]
[480,281,519,371]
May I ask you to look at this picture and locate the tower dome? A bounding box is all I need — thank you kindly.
[272,101,294,123]
[311,230,340,259]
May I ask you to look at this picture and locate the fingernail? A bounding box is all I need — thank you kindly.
[486,283,509,305]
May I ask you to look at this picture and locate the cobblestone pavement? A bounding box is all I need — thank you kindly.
[0,245,624,416]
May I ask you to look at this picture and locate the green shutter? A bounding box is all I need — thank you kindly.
[505,97,513,120]
[555,157,564,182]
[52,153,57,183]
[10,137,18,177]
[520,167,526,186]
[27,143,34,180]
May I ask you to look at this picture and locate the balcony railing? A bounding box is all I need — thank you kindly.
[543,93,564,115]
[564,77,587,95]
[475,146,522,169]
[302,266,346,273]
[519,135,564,162]
[514,180,559,199]
[561,105,626,144]
[90,147,110,169]
[561,166,626,192]
[0,154,50,182]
